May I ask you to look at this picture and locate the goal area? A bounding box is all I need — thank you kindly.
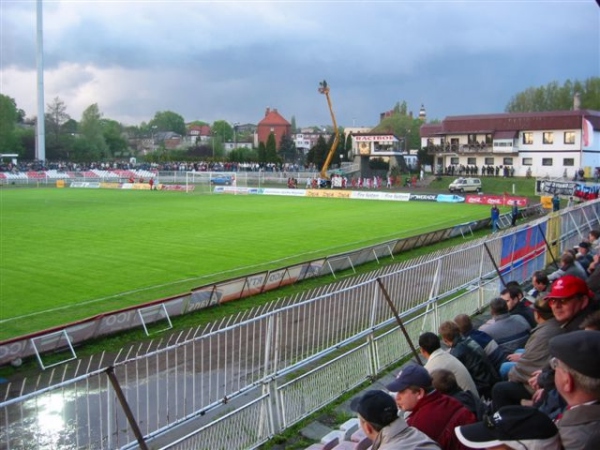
[184,171,247,194]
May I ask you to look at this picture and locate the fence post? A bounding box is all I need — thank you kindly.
[105,366,149,450]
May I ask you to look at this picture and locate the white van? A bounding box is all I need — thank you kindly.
[448,177,482,193]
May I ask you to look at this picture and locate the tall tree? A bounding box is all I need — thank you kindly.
[77,103,108,160]
[211,120,233,142]
[505,77,600,112]
[45,97,71,160]
[0,94,23,155]
[101,119,129,156]
[278,134,297,163]
[307,135,328,169]
[150,111,186,135]
[290,115,297,134]
[258,141,267,162]
[265,132,279,163]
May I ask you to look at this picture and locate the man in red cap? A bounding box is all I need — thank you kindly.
[545,275,596,332]
[527,275,599,419]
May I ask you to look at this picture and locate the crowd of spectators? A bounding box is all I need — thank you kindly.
[348,232,600,450]
[0,159,311,174]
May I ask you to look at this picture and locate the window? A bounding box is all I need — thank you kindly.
[468,134,477,144]
[542,158,553,166]
[485,157,494,165]
[564,132,575,144]
[450,157,459,165]
[427,138,434,146]
[503,157,513,165]
[522,158,533,166]
[485,134,492,144]
[543,132,554,145]
[467,157,476,165]
[563,158,574,166]
[522,132,533,145]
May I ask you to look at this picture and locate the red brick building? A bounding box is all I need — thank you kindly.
[256,108,291,150]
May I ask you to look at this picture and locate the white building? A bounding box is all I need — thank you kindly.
[420,110,599,179]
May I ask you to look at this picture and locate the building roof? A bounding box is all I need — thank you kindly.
[420,109,599,137]
[258,108,291,127]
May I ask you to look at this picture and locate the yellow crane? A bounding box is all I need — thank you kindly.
[318,80,340,182]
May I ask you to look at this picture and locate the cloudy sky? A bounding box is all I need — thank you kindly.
[1,1,598,129]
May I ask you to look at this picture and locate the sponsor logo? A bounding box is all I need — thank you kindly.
[409,194,437,201]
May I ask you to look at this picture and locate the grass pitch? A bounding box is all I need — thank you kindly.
[0,188,492,340]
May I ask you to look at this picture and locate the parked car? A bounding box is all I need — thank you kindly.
[210,175,234,186]
[448,177,482,193]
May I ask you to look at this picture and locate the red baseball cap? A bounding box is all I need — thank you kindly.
[545,275,593,300]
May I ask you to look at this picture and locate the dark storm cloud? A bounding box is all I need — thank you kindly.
[1,1,598,126]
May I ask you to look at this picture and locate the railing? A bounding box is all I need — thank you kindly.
[0,200,598,449]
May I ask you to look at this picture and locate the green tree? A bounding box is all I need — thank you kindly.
[211,120,233,142]
[258,142,267,163]
[290,115,297,134]
[228,147,258,163]
[278,134,297,163]
[307,135,328,169]
[505,77,600,112]
[45,97,72,160]
[101,119,129,156]
[265,132,279,163]
[150,111,186,135]
[187,120,208,127]
[78,103,109,160]
[0,94,23,155]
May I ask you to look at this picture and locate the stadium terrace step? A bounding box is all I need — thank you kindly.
[26,171,46,179]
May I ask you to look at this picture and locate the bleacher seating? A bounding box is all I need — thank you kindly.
[81,171,99,178]
[92,170,119,179]
[26,171,46,179]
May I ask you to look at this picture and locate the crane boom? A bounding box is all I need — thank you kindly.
[318,80,340,181]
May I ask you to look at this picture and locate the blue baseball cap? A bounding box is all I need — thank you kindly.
[386,364,432,392]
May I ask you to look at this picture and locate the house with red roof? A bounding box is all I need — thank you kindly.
[420,109,599,179]
[257,108,291,150]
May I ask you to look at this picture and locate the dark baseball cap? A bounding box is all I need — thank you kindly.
[349,390,398,428]
[455,406,560,450]
[385,364,432,392]
[549,330,600,378]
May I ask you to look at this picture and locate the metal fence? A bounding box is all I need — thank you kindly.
[1,200,598,450]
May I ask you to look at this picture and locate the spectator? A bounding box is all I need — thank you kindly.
[349,390,440,450]
[454,405,562,450]
[479,298,531,355]
[549,330,600,449]
[491,296,564,409]
[581,310,600,330]
[439,321,500,399]
[430,369,488,420]
[511,201,519,226]
[386,364,476,450]
[546,275,597,332]
[453,314,507,372]
[528,270,550,299]
[418,332,479,398]
[548,251,588,282]
[589,229,600,255]
[527,276,598,419]
[490,205,500,233]
[553,193,560,212]
[576,241,593,273]
[500,285,536,328]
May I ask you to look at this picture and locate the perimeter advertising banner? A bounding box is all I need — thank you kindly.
[465,195,528,207]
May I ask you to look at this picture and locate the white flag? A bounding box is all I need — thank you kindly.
[583,118,594,147]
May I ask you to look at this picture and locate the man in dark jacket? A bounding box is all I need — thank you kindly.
[550,330,600,450]
[439,320,500,399]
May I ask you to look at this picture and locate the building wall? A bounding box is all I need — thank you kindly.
[422,115,599,179]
